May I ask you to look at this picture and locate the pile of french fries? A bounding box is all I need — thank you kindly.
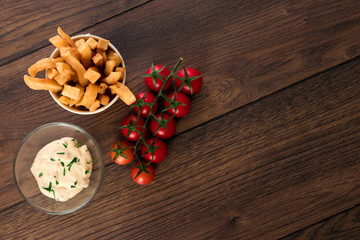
[24,27,136,112]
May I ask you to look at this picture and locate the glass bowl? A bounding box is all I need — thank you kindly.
[49,34,126,115]
[13,122,104,215]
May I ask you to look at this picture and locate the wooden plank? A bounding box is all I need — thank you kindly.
[1,48,359,239]
[0,0,149,65]
[1,0,360,213]
[280,205,360,239]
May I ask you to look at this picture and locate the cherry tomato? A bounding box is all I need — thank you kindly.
[150,113,176,139]
[120,114,147,142]
[164,91,191,117]
[144,65,172,92]
[141,138,168,163]
[132,92,158,118]
[110,140,135,165]
[131,162,155,185]
[175,68,203,95]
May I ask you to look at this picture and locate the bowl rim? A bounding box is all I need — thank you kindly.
[13,122,104,215]
[48,33,126,115]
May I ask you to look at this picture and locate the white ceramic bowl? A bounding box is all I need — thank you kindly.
[49,34,126,115]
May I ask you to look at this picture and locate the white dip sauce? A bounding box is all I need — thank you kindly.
[30,137,92,202]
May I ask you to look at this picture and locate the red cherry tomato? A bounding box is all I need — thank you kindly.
[131,162,155,185]
[175,68,203,95]
[132,92,158,118]
[150,113,176,139]
[164,91,191,117]
[110,140,135,165]
[141,138,168,163]
[144,65,172,92]
[120,114,147,142]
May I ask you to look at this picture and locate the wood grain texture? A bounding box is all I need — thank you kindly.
[1,51,359,239]
[0,0,149,65]
[281,205,360,240]
[1,0,360,212]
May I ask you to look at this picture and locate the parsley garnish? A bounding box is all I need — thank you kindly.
[67,157,78,171]
[39,173,43,177]
[50,158,55,161]
[87,159,93,164]
[71,139,75,141]
[70,182,77,188]
[57,152,65,155]
[56,180,59,185]
[60,161,64,167]
[63,142,68,148]
[42,182,55,198]
[63,168,66,176]
[85,170,90,174]
[77,141,81,148]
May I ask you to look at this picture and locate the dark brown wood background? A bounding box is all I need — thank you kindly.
[1,0,360,239]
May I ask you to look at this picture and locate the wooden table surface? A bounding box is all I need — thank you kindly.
[1,0,360,239]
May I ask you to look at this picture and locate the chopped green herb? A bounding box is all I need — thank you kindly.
[87,159,93,164]
[42,182,55,198]
[50,158,55,161]
[85,170,90,174]
[39,173,43,177]
[71,139,75,141]
[63,168,66,176]
[60,161,64,167]
[71,185,76,188]
[56,180,59,185]
[77,141,81,148]
[67,157,78,171]
[77,158,80,162]
[63,142,68,148]
[74,181,77,185]
[57,152,65,155]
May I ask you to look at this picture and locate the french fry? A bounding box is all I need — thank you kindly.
[58,95,71,106]
[98,82,108,94]
[28,58,56,77]
[101,71,121,85]
[75,96,84,107]
[49,35,69,49]
[92,53,104,68]
[54,73,71,85]
[69,84,85,107]
[56,62,75,78]
[89,99,101,112]
[60,48,89,87]
[61,84,81,99]
[114,67,125,73]
[24,75,63,93]
[75,39,86,48]
[55,57,65,63]
[57,26,76,48]
[46,68,58,79]
[82,83,99,109]
[86,37,98,50]
[109,82,136,105]
[96,49,107,62]
[98,94,110,106]
[104,60,116,76]
[97,38,109,51]
[78,42,92,68]
[84,67,101,84]
[107,50,122,66]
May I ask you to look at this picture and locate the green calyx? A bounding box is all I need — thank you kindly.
[177,67,202,95]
